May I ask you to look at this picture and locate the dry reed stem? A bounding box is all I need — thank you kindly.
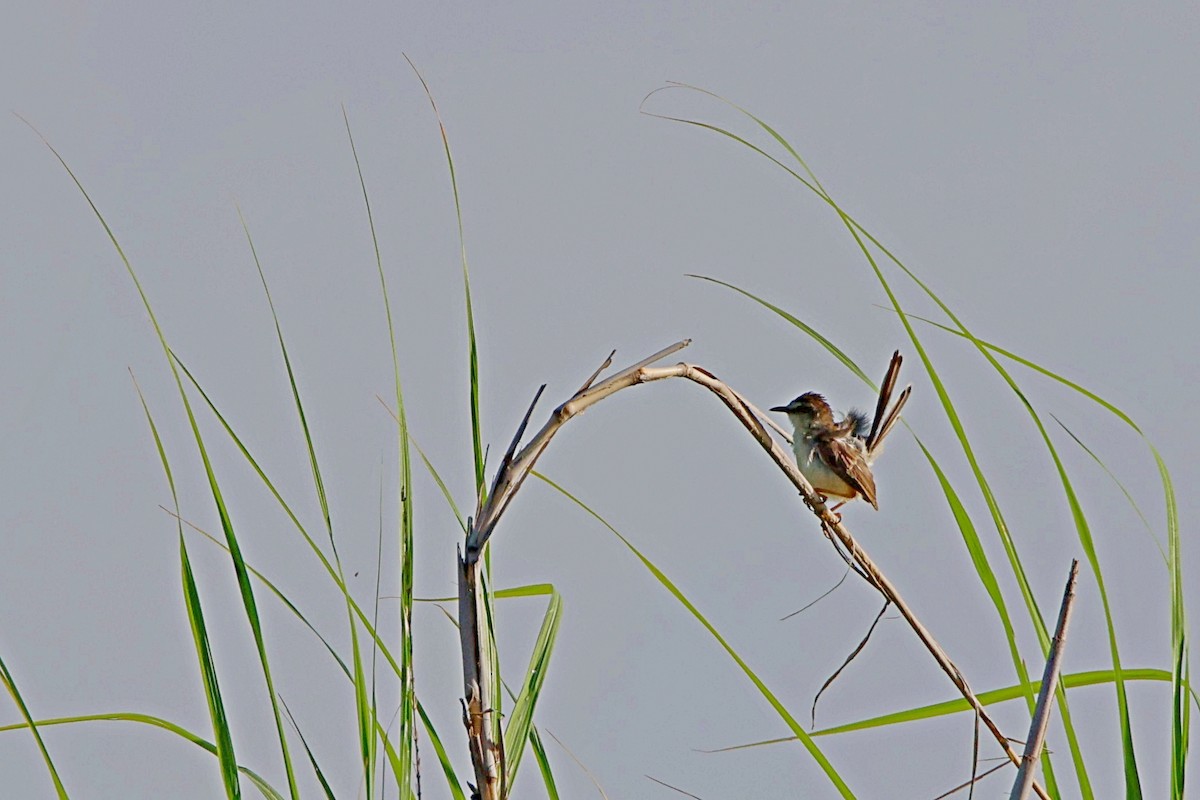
[459,341,1047,800]
[1010,560,1080,800]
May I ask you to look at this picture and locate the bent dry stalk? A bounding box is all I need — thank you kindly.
[458,340,1048,800]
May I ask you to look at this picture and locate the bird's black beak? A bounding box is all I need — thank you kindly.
[770,405,790,413]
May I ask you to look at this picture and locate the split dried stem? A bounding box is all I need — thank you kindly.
[459,341,1047,800]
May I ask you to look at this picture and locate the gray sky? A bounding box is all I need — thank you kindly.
[3,3,1198,798]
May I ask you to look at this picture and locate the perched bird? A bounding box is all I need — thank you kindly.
[771,351,911,511]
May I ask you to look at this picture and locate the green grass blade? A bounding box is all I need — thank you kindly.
[134,366,239,799]
[417,700,467,800]
[281,700,338,800]
[906,310,1186,796]
[687,275,1057,789]
[0,654,69,799]
[674,84,1136,788]
[707,669,1177,752]
[178,506,416,793]
[410,435,467,532]
[533,472,855,798]
[1052,417,1167,565]
[529,726,562,800]
[238,208,377,798]
[0,712,285,799]
[27,123,300,799]
[180,538,242,799]
[344,106,417,798]
[404,56,485,501]
[503,588,563,789]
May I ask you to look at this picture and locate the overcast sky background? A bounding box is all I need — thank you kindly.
[3,3,1198,798]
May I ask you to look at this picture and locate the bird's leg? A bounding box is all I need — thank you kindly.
[820,494,844,523]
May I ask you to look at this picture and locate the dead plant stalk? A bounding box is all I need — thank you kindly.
[458,340,1047,800]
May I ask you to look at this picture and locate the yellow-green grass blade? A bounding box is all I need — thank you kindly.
[411,436,468,532]
[404,56,485,502]
[170,358,404,680]
[503,588,563,789]
[281,700,337,800]
[0,713,285,799]
[344,106,417,798]
[1052,417,1166,565]
[707,668,1187,752]
[418,700,468,800]
[529,726,562,800]
[180,537,242,799]
[178,508,416,793]
[134,377,240,797]
[417,584,557,603]
[686,274,1056,789]
[403,58,500,744]
[239,209,377,798]
[28,124,301,799]
[0,654,69,799]
[912,315,1188,797]
[533,472,855,798]
[667,86,1117,789]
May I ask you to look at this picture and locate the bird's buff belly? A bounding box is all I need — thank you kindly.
[792,441,859,499]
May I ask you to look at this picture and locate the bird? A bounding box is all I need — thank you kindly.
[770,351,911,512]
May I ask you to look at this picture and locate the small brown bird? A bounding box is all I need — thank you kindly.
[771,351,911,510]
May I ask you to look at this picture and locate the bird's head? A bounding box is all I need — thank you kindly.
[770,392,834,431]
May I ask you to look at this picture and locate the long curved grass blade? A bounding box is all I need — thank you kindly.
[0,654,69,799]
[25,121,300,799]
[671,85,1155,789]
[416,584,556,603]
[533,472,855,798]
[133,377,239,798]
[704,668,1176,752]
[403,56,485,502]
[238,208,377,798]
[175,505,416,793]
[180,537,242,799]
[0,712,285,799]
[903,311,1187,797]
[503,588,563,789]
[674,91,1173,794]
[343,106,417,798]
[1051,416,1167,565]
[281,700,337,800]
[687,274,1053,788]
[529,726,562,800]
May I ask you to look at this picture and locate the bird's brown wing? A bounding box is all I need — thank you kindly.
[815,435,879,509]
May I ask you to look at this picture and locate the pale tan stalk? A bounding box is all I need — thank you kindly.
[460,341,1047,800]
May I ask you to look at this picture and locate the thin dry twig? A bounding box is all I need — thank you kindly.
[811,600,891,727]
[933,759,1010,799]
[780,566,852,621]
[1010,560,1080,800]
[457,340,1048,800]
[646,775,706,799]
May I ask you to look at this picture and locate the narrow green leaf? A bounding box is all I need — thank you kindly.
[28,122,300,799]
[238,209,376,798]
[0,654,69,799]
[534,472,855,798]
[0,712,285,799]
[281,700,337,800]
[180,539,242,799]
[529,726,561,800]
[345,106,418,797]
[418,700,467,800]
[706,668,1178,751]
[503,588,563,789]
[404,56,485,501]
